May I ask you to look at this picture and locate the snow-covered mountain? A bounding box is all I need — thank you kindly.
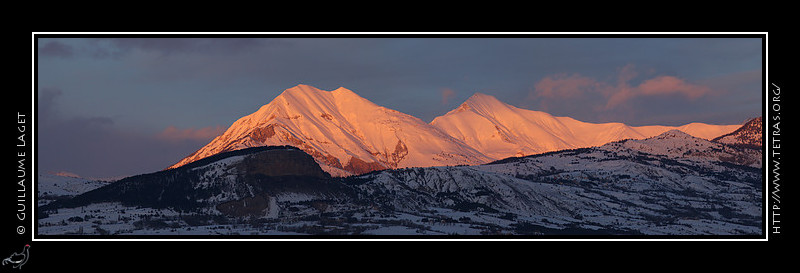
[37,173,114,206]
[169,85,741,177]
[45,146,353,213]
[713,117,762,148]
[168,85,492,176]
[431,93,741,159]
[43,130,761,235]
[465,130,762,234]
[606,129,761,168]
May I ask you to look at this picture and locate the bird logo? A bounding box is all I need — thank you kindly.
[1,244,29,269]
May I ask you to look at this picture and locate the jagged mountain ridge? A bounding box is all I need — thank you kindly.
[169,84,741,176]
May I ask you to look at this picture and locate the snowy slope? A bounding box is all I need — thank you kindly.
[602,129,762,168]
[44,131,762,235]
[431,93,741,160]
[45,146,351,213]
[169,86,740,177]
[468,130,762,234]
[169,85,491,176]
[353,166,578,219]
[714,117,762,148]
[37,173,113,206]
[349,130,762,235]
[37,173,112,198]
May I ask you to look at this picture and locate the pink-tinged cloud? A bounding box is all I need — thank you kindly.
[616,64,639,86]
[605,75,712,109]
[530,65,714,110]
[53,171,81,178]
[533,73,598,98]
[157,125,226,142]
[441,88,456,105]
[639,76,711,99]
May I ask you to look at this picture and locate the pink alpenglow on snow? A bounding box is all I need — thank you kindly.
[168,85,491,176]
[170,85,741,176]
[431,92,740,159]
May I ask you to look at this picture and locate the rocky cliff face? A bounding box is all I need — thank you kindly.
[236,148,330,179]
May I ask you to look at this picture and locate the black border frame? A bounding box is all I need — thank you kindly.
[31,32,768,241]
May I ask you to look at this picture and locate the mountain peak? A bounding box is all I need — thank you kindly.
[654,129,696,140]
[285,84,324,93]
[170,84,741,176]
[276,84,328,103]
[331,86,366,100]
[280,84,368,102]
[169,84,491,174]
[448,92,508,115]
[281,84,356,96]
[466,92,496,101]
[332,86,352,93]
[273,84,375,113]
[464,92,503,106]
[712,116,762,148]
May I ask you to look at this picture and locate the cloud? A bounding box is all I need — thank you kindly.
[98,38,284,57]
[36,89,219,178]
[37,87,62,122]
[441,88,456,105]
[530,64,714,110]
[532,73,598,99]
[157,126,226,142]
[53,171,81,178]
[38,41,73,58]
[604,75,712,109]
[638,76,710,99]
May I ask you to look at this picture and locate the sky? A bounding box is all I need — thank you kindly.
[36,35,763,178]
